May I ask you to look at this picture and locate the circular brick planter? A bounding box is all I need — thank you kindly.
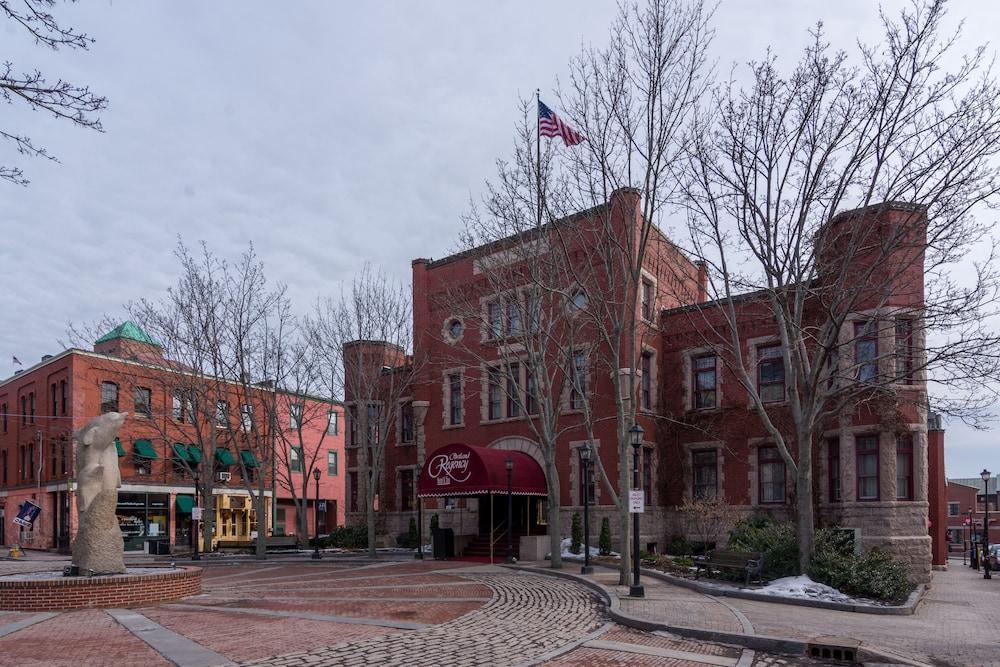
[0,566,202,612]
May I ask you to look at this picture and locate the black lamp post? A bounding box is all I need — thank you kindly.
[312,467,322,560]
[415,470,424,560]
[580,443,593,575]
[982,469,991,579]
[629,423,644,598]
[505,457,514,564]
[191,468,201,561]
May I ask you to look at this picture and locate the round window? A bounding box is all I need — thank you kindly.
[448,319,463,339]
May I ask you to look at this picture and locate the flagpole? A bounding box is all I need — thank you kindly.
[536,88,542,229]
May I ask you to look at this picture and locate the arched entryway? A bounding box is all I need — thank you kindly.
[417,443,548,561]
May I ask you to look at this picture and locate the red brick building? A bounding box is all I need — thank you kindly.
[0,323,344,553]
[945,475,998,555]
[346,190,943,581]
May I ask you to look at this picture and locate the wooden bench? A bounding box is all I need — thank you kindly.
[694,549,764,585]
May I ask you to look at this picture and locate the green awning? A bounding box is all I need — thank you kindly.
[187,444,203,464]
[239,450,259,469]
[115,438,125,457]
[175,495,195,514]
[134,439,158,459]
[172,443,191,462]
[214,447,235,466]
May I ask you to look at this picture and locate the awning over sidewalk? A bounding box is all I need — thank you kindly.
[417,443,547,498]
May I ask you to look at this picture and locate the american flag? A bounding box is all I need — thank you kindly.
[538,100,584,147]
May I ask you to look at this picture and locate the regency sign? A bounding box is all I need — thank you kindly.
[428,451,472,486]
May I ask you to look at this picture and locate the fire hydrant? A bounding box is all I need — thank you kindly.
[9,544,23,559]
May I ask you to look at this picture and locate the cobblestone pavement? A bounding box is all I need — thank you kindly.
[0,557,826,666]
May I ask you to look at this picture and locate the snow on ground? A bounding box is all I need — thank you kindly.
[559,537,618,559]
[758,575,872,604]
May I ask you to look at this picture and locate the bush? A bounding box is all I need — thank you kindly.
[665,536,692,557]
[810,538,912,603]
[728,517,798,580]
[430,514,439,531]
[599,517,612,556]
[570,513,583,555]
[396,517,419,549]
[318,525,368,549]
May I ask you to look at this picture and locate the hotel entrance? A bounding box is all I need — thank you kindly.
[418,443,548,561]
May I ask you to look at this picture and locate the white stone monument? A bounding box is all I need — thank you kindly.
[72,411,128,574]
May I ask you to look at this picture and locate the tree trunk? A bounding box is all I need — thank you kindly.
[618,452,630,585]
[253,494,266,560]
[367,503,377,558]
[546,458,562,568]
[795,433,814,575]
[297,502,309,540]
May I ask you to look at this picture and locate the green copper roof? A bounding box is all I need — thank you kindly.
[95,321,161,347]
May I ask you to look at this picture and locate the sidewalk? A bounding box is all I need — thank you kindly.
[520,558,1000,666]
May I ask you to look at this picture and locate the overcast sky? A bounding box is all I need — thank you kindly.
[3,1,998,477]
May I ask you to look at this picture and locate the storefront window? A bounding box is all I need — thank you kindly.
[116,492,170,552]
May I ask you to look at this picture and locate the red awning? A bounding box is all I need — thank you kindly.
[417,443,547,498]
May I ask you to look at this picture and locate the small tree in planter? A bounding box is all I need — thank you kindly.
[681,497,739,556]
[599,518,612,556]
[570,513,583,555]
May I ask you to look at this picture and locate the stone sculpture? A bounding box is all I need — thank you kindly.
[73,411,128,574]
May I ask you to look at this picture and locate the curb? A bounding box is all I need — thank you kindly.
[562,555,924,616]
[506,563,934,667]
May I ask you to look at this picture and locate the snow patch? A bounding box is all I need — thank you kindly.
[559,537,618,559]
[758,575,865,604]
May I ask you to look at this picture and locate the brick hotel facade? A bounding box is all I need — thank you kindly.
[0,323,345,553]
[347,189,946,582]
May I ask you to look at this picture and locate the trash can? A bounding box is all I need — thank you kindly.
[432,527,454,559]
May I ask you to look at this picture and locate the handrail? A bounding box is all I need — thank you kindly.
[491,519,508,547]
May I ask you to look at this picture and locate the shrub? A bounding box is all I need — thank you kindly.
[665,536,692,556]
[320,525,368,549]
[728,517,798,580]
[570,513,583,555]
[396,517,419,549]
[810,539,912,603]
[673,556,695,568]
[430,514,439,532]
[599,517,612,556]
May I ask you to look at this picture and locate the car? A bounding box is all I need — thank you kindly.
[988,544,1000,569]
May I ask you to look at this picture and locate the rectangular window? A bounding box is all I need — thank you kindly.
[757,345,784,403]
[349,472,359,512]
[570,351,587,410]
[366,404,380,446]
[526,291,541,332]
[60,439,67,475]
[348,405,358,446]
[21,396,26,425]
[215,400,229,428]
[487,301,502,339]
[643,448,653,505]
[758,446,785,504]
[327,450,338,476]
[327,410,339,435]
[506,363,520,418]
[100,382,118,413]
[506,299,522,336]
[134,387,152,417]
[692,449,718,499]
[693,355,717,409]
[400,402,414,443]
[948,502,960,517]
[290,446,303,473]
[1,450,6,484]
[896,436,913,501]
[240,404,253,432]
[60,380,67,415]
[290,403,303,430]
[487,367,502,420]
[51,383,57,416]
[828,439,841,501]
[448,374,463,425]
[172,390,186,422]
[640,352,653,411]
[855,319,878,382]
[2,403,7,432]
[525,367,539,414]
[856,435,879,501]
[29,392,34,423]
[27,442,35,480]
[641,278,654,321]
[895,319,914,384]
[400,469,415,512]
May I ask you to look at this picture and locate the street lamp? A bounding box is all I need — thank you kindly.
[191,468,201,561]
[629,423,644,598]
[505,457,515,564]
[312,467,322,560]
[579,443,593,575]
[982,469,991,579]
[415,470,424,560]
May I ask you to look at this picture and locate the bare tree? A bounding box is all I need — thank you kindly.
[678,0,1000,572]
[2,0,107,185]
[312,264,420,558]
[553,0,713,583]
